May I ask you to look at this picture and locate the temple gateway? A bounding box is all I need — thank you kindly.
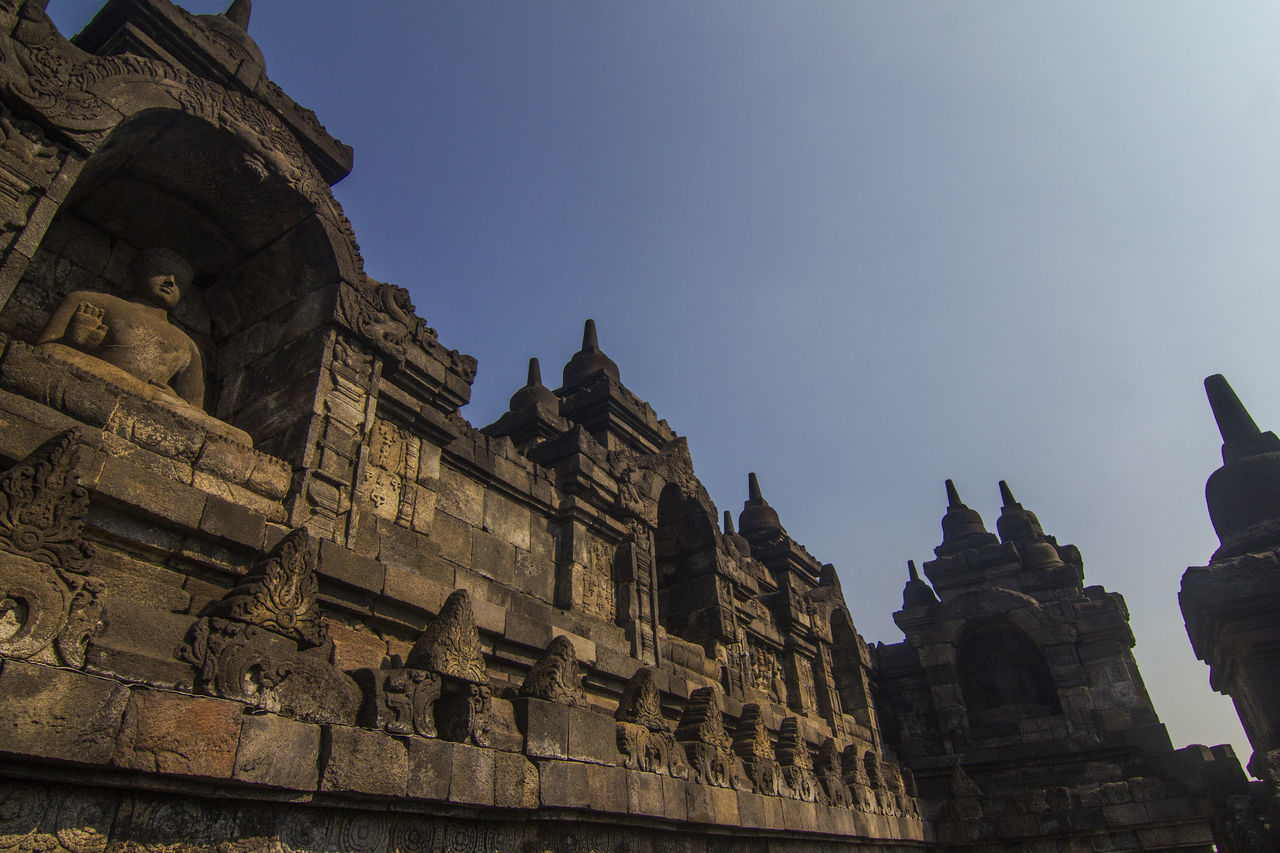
[0,2,1275,851]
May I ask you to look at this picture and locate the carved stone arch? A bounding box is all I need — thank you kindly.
[929,586,1057,646]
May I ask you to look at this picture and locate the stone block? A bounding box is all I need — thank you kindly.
[567,705,619,765]
[0,659,130,764]
[484,491,531,551]
[738,791,767,828]
[515,696,569,759]
[198,465,267,523]
[472,528,516,586]
[686,781,715,824]
[97,454,207,528]
[319,537,385,594]
[113,689,242,778]
[449,742,496,806]
[494,750,539,808]
[432,511,471,567]
[488,697,526,752]
[382,563,448,615]
[783,798,817,832]
[83,603,195,687]
[540,759,592,809]
[233,713,321,790]
[710,785,739,826]
[437,468,484,527]
[515,549,555,601]
[320,725,408,797]
[406,736,452,801]
[586,764,629,813]
[326,620,387,672]
[628,770,665,817]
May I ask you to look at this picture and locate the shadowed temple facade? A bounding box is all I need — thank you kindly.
[0,2,1273,851]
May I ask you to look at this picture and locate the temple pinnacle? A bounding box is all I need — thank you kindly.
[945,479,963,508]
[224,0,251,30]
[723,510,735,535]
[908,559,920,581]
[527,357,542,387]
[582,318,599,353]
[1205,374,1261,445]
[748,472,763,502]
[999,480,1017,507]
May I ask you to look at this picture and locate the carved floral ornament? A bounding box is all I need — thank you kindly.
[0,429,107,669]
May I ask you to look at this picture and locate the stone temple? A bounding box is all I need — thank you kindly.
[0,2,1273,851]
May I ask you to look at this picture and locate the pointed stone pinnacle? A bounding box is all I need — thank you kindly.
[724,510,735,535]
[945,479,962,508]
[582,318,599,353]
[908,560,919,581]
[527,357,542,387]
[224,0,251,29]
[748,472,763,502]
[1206,374,1261,445]
[999,480,1018,507]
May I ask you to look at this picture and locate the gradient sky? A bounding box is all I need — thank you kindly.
[49,1,1280,767]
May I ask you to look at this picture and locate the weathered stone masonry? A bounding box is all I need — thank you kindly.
[0,2,1252,851]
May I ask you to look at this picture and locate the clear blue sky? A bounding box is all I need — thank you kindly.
[50,1,1280,766]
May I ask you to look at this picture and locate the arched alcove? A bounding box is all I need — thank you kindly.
[654,483,724,643]
[957,620,1061,720]
[2,108,349,461]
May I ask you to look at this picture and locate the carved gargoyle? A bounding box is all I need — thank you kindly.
[178,528,362,725]
[0,429,106,668]
[731,703,786,797]
[519,635,587,708]
[674,686,749,790]
[614,666,689,778]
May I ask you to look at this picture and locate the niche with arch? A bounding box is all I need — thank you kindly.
[0,108,351,464]
[957,619,1061,727]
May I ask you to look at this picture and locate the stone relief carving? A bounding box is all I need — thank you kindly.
[749,644,787,704]
[178,528,361,725]
[776,717,820,803]
[334,280,476,383]
[614,666,690,778]
[674,686,749,790]
[0,429,107,668]
[519,635,587,707]
[0,782,114,853]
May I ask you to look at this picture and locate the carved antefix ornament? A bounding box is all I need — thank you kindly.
[731,704,785,797]
[614,667,689,778]
[0,429,106,668]
[178,529,361,725]
[815,738,853,808]
[777,717,820,803]
[674,686,749,790]
[519,635,587,707]
[404,589,492,745]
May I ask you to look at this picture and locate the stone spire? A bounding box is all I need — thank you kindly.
[561,318,620,388]
[739,472,785,537]
[1203,374,1280,560]
[902,559,939,609]
[224,0,252,30]
[723,509,752,556]
[935,479,997,557]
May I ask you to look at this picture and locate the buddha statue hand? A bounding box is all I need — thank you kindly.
[66,302,106,349]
